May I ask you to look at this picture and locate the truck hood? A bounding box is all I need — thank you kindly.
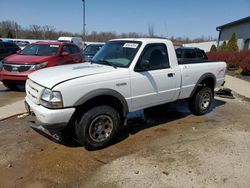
[4,54,51,63]
[28,63,116,88]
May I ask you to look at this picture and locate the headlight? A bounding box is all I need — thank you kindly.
[29,62,48,70]
[40,89,63,109]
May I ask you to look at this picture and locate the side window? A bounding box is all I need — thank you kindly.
[184,49,196,58]
[196,50,204,58]
[198,50,208,59]
[137,44,170,71]
[69,45,80,54]
[175,49,182,58]
[3,43,11,48]
[11,43,18,48]
[62,45,71,54]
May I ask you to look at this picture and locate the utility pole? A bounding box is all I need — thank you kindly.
[15,23,18,39]
[82,0,86,46]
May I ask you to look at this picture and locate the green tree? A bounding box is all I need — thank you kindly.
[227,32,239,52]
[220,41,227,51]
[210,44,217,52]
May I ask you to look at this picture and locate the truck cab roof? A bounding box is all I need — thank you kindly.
[111,38,170,43]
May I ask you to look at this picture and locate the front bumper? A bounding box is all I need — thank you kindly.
[0,70,31,82]
[25,96,75,130]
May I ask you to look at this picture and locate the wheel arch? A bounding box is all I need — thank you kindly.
[189,73,216,98]
[74,89,129,118]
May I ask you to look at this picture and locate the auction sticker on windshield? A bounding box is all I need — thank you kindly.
[50,45,59,48]
[123,43,138,49]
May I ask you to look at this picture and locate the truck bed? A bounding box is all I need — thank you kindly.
[178,59,218,65]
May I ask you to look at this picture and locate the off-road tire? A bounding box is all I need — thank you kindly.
[189,87,213,115]
[75,105,120,150]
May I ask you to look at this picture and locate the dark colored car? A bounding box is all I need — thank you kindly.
[0,41,83,90]
[14,40,30,50]
[175,47,208,64]
[0,41,20,60]
[83,44,104,62]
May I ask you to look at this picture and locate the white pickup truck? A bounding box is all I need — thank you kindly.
[25,38,226,150]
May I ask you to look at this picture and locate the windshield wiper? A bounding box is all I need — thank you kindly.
[99,60,117,69]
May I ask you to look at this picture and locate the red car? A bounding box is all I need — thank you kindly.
[0,41,83,90]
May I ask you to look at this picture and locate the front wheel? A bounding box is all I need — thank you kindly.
[75,105,120,150]
[2,82,18,91]
[189,87,213,115]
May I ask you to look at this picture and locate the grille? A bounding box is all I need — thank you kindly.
[3,63,32,72]
[26,79,44,104]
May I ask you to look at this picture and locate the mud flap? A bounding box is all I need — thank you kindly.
[30,123,63,143]
[215,88,234,99]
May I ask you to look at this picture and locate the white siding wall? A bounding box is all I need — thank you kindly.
[218,39,245,50]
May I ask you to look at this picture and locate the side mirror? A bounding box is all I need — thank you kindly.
[141,59,150,70]
[135,59,150,72]
[61,51,70,57]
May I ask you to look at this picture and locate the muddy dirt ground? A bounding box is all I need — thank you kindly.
[0,84,25,107]
[0,87,250,187]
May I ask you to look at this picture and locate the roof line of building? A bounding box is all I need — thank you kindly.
[216,16,250,31]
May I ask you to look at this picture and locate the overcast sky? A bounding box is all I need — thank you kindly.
[0,0,249,39]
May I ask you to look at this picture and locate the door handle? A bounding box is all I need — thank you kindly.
[168,73,175,77]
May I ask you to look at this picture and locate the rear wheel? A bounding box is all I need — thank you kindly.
[75,105,120,150]
[189,87,213,115]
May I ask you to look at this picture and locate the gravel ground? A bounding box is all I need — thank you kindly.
[0,96,250,188]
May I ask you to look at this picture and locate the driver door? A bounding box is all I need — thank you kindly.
[130,44,179,110]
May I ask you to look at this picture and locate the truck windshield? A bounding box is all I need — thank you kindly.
[20,44,59,56]
[91,41,141,68]
[84,45,103,53]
